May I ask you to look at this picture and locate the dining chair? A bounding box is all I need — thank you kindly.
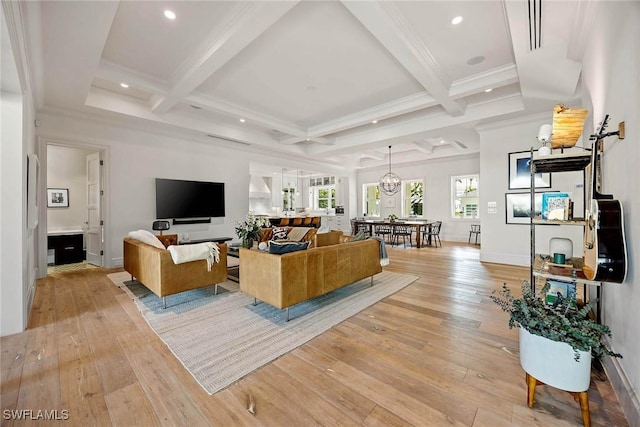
[469,224,480,245]
[375,224,393,244]
[392,224,413,248]
[424,221,442,247]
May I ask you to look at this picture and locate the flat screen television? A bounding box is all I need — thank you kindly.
[155,178,225,219]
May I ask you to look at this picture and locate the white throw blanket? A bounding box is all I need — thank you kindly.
[167,242,220,271]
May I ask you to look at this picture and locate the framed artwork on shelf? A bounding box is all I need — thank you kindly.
[508,150,552,190]
[47,188,69,208]
[505,192,544,224]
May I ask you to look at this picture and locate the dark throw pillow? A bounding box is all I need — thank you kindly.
[271,227,289,241]
[269,240,310,255]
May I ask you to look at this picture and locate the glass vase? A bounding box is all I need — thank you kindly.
[242,238,254,249]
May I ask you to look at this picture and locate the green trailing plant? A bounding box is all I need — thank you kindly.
[491,281,622,361]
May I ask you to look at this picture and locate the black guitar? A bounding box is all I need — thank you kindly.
[583,115,627,282]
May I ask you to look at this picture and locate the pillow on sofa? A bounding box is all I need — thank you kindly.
[269,240,310,254]
[286,226,313,242]
[128,229,165,249]
[271,227,289,241]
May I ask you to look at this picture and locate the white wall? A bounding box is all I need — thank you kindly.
[46,145,93,231]
[581,2,639,424]
[1,91,26,336]
[1,2,40,337]
[479,117,585,267]
[356,154,480,242]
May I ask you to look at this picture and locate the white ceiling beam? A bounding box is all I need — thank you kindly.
[85,86,301,151]
[152,1,299,115]
[449,64,519,99]
[186,94,307,138]
[503,0,582,100]
[279,136,336,146]
[410,140,434,155]
[96,60,171,96]
[307,93,524,156]
[308,92,437,137]
[359,150,386,161]
[342,1,465,117]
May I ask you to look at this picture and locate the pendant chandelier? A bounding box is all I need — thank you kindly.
[379,145,401,196]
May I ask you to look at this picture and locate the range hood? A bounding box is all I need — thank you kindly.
[249,175,272,199]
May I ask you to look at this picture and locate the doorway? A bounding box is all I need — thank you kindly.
[45,143,105,274]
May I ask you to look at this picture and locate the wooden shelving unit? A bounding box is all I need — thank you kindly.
[529,148,601,321]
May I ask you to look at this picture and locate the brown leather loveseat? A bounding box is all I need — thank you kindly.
[123,234,227,308]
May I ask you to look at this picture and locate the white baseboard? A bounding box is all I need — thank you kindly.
[480,251,529,267]
[112,257,123,268]
[602,355,640,427]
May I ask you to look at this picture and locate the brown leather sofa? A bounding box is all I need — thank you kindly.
[239,237,382,320]
[123,234,227,308]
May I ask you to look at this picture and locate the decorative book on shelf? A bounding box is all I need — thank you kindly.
[545,279,577,305]
[541,192,571,220]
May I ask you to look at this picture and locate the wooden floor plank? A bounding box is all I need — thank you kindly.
[0,244,628,426]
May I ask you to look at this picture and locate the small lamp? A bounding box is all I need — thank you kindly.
[537,124,552,156]
[152,220,170,235]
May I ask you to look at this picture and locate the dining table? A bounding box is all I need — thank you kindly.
[351,219,435,248]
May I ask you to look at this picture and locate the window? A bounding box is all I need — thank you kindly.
[362,183,380,216]
[451,175,479,218]
[309,186,335,210]
[401,180,423,217]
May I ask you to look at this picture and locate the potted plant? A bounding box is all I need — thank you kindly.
[388,213,398,222]
[491,281,621,392]
[235,212,268,249]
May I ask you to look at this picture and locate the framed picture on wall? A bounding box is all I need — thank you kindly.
[505,192,543,224]
[47,188,69,208]
[508,151,552,189]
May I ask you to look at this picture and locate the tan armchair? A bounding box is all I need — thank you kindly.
[123,234,227,308]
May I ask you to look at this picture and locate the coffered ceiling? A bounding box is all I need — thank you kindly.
[23,0,597,170]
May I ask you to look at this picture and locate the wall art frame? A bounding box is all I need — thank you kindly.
[506,192,544,225]
[508,150,552,190]
[47,188,69,208]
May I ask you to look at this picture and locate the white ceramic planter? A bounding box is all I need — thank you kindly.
[519,328,591,392]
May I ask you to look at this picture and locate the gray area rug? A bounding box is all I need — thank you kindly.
[108,270,418,395]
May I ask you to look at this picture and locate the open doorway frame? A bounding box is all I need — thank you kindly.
[36,137,110,278]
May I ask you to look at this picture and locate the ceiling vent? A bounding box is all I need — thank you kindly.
[453,140,468,149]
[528,0,542,50]
[206,134,251,146]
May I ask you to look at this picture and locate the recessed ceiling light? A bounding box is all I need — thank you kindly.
[451,16,463,25]
[485,88,493,93]
[466,55,485,66]
[120,83,129,88]
[164,10,176,20]
[440,139,446,144]
[305,138,310,141]
[239,118,246,123]
[371,120,378,124]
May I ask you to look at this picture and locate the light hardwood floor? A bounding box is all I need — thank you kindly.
[1,243,628,426]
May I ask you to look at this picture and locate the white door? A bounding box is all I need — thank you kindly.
[86,152,103,266]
